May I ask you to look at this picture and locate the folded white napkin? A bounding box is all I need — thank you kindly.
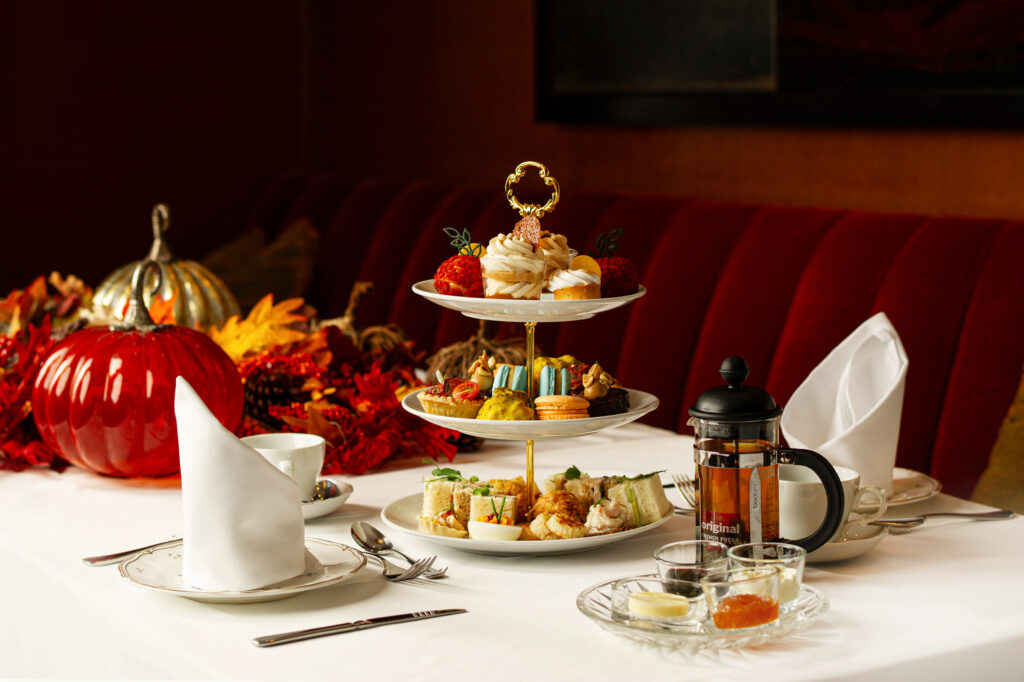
[781,313,909,494]
[175,377,319,591]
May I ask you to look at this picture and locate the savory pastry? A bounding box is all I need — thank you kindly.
[418,509,469,538]
[478,233,546,300]
[582,363,630,417]
[531,489,589,522]
[476,388,534,420]
[418,378,484,418]
[604,472,672,526]
[537,231,571,285]
[585,498,635,536]
[530,512,586,540]
[534,394,590,420]
[468,351,496,393]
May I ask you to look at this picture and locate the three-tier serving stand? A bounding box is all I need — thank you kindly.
[405,162,657,511]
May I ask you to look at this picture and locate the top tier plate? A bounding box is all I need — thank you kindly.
[412,281,646,323]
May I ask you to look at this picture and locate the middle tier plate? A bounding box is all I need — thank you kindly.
[401,388,659,440]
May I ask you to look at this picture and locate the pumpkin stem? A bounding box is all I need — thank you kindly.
[115,260,164,332]
[147,203,173,263]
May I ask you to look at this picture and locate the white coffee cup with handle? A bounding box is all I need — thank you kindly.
[241,433,326,502]
[780,464,887,543]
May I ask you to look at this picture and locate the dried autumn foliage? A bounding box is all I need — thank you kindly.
[208,294,308,362]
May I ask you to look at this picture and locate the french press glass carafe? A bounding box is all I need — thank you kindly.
[689,356,844,552]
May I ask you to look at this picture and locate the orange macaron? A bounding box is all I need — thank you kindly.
[534,395,590,420]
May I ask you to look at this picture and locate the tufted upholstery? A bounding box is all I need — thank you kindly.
[247,175,1024,499]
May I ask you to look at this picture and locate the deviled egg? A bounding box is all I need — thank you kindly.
[467,520,523,541]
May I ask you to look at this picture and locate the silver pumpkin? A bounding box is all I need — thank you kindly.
[93,203,241,330]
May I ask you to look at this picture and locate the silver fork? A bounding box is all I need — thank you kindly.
[368,553,436,582]
[671,473,697,509]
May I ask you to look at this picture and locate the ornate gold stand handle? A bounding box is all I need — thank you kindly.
[504,161,560,218]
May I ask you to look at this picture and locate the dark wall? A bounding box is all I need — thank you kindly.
[0,2,304,292]
[7,2,1024,297]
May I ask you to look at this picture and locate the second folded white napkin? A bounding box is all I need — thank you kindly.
[781,312,909,494]
[175,377,319,591]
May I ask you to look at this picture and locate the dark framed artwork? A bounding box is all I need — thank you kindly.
[536,0,1024,127]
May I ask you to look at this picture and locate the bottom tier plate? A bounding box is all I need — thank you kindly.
[381,493,673,556]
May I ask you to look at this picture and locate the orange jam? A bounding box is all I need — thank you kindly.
[711,593,779,629]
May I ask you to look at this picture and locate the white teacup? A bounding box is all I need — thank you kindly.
[780,464,887,543]
[241,433,326,502]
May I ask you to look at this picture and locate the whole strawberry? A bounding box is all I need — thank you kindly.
[590,229,639,298]
[434,227,485,297]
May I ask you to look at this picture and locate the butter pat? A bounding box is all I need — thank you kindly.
[627,591,690,618]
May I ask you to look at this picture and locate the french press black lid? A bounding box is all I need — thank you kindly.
[689,356,782,421]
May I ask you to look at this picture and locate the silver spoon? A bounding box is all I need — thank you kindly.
[870,509,1016,529]
[351,521,447,579]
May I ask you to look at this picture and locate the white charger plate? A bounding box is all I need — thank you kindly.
[577,575,828,652]
[117,538,365,603]
[381,493,673,556]
[412,281,646,322]
[302,477,353,521]
[889,467,941,506]
[401,388,659,441]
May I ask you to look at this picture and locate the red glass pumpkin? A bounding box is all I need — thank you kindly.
[33,261,243,477]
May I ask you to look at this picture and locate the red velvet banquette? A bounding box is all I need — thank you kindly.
[235,172,1024,499]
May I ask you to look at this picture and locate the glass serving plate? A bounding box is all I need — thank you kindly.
[401,388,659,441]
[411,281,646,322]
[577,574,828,652]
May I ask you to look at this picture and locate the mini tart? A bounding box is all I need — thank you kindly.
[419,392,484,418]
[534,394,590,420]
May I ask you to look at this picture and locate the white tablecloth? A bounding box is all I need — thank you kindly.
[1,424,1021,681]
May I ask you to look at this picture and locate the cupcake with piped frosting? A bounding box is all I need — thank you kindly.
[538,231,571,287]
[479,233,546,300]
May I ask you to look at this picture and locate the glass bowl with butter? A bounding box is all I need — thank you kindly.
[610,576,707,628]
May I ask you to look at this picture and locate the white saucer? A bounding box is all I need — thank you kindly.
[401,388,659,441]
[302,478,353,520]
[118,538,365,603]
[807,526,888,564]
[889,468,941,506]
[411,281,646,323]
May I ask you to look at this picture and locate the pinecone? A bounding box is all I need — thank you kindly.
[243,370,311,427]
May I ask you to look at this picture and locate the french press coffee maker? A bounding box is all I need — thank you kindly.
[689,356,844,552]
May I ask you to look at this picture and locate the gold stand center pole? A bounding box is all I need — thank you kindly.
[524,321,537,513]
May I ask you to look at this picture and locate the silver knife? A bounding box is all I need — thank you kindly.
[82,538,180,566]
[252,609,468,648]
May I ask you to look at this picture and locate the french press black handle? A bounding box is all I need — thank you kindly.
[777,448,845,553]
